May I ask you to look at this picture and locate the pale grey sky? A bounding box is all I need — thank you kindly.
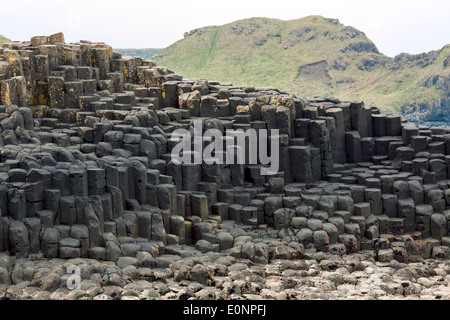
[1,0,449,57]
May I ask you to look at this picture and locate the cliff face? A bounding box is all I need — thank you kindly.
[401,73,450,125]
[154,16,450,124]
[401,98,450,125]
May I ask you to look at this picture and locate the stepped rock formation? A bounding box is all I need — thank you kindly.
[0,34,450,299]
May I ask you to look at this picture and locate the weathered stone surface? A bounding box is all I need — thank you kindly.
[41,228,60,258]
[9,220,30,258]
[1,34,450,300]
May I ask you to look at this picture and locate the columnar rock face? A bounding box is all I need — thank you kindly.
[0,33,450,267]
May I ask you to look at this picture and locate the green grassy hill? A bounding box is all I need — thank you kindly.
[0,34,11,46]
[155,16,450,115]
[114,48,160,59]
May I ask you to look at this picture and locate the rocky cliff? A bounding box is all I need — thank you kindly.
[154,16,450,125]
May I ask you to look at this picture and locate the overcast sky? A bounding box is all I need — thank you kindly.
[1,0,449,57]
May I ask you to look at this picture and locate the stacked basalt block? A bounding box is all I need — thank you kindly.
[0,33,450,263]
